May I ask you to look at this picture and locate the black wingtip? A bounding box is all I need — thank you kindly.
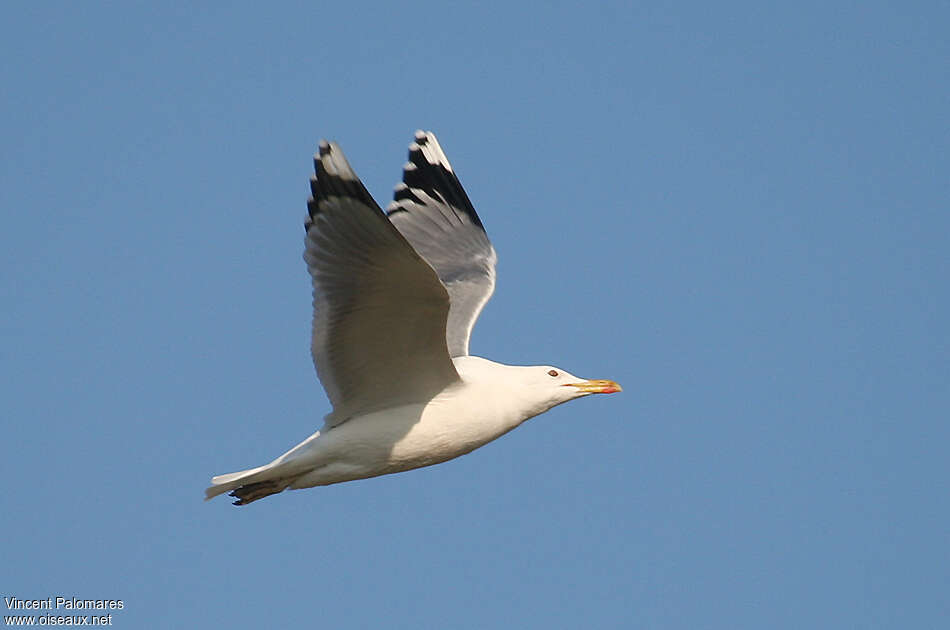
[306,139,380,232]
[389,131,485,231]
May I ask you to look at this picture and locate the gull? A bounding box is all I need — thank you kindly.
[206,131,621,505]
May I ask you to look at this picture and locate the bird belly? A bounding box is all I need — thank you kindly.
[289,390,522,489]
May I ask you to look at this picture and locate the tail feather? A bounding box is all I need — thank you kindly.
[204,463,285,503]
[205,430,323,505]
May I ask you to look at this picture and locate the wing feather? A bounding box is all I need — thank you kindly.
[386,131,497,357]
[305,140,459,427]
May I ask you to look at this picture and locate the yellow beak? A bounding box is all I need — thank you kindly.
[565,379,623,394]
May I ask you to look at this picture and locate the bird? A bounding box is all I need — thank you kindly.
[205,130,621,505]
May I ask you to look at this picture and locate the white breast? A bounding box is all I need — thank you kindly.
[287,361,532,489]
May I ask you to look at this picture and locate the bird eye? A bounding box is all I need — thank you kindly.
[548,369,559,377]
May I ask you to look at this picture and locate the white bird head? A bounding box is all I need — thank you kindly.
[528,365,622,407]
[454,357,621,424]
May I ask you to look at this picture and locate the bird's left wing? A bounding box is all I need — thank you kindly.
[305,140,460,428]
[386,131,497,357]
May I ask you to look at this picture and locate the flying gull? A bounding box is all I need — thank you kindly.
[206,131,621,505]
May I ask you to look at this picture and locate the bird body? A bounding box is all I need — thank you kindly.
[206,132,620,505]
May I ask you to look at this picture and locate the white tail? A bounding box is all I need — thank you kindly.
[206,428,326,504]
[204,463,274,500]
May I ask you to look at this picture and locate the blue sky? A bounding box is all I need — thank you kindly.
[2,2,947,628]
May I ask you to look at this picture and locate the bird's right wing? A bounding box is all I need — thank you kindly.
[305,140,460,428]
[386,131,497,357]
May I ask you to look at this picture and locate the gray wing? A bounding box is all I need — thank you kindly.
[305,140,460,427]
[386,131,497,357]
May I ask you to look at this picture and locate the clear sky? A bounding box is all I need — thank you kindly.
[3,2,948,628]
